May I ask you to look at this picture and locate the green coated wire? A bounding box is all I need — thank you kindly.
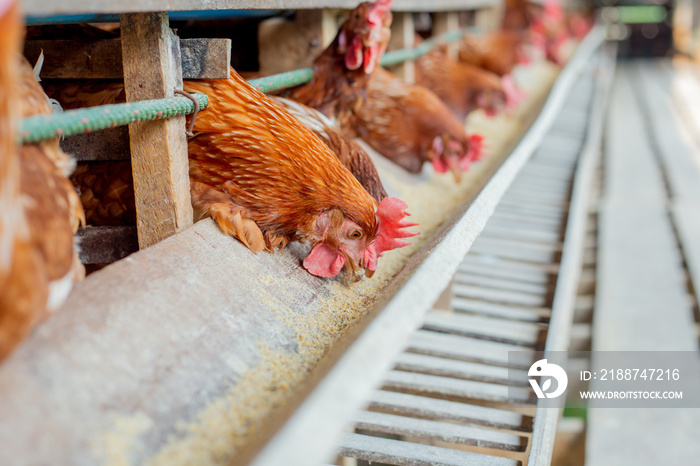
[19,93,208,144]
[19,26,477,143]
[248,27,477,92]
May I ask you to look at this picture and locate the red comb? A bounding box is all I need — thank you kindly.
[364,197,419,271]
[502,75,527,110]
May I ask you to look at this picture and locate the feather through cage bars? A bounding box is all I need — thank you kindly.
[19,27,478,143]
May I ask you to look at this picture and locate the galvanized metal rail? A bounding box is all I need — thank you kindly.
[325,43,617,466]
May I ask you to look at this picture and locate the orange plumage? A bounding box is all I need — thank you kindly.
[354,68,482,180]
[415,45,510,120]
[286,0,393,134]
[46,67,416,278]
[0,0,84,361]
[181,69,416,278]
[270,96,388,202]
[458,31,530,77]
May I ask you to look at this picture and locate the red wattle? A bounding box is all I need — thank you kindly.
[303,243,346,278]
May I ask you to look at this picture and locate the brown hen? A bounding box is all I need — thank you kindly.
[184,68,416,278]
[286,0,393,133]
[457,31,530,77]
[0,0,84,361]
[355,68,483,181]
[46,68,416,278]
[270,96,388,202]
[415,44,525,121]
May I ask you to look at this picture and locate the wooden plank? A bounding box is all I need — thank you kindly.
[120,13,193,248]
[22,0,500,16]
[61,127,131,162]
[451,297,550,322]
[586,62,700,466]
[386,12,414,83]
[407,330,532,366]
[393,352,526,386]
[368,390,533,431]
[432,12,460,59]
[25,38,232,80]
[337,433,520,466]
[76,226,138,264]
[423,310,545,347]
[352,411,527,451]
[383,370,532,404]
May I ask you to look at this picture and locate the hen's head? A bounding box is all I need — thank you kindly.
[431,134,485,182]
[303,197,418,279]
[337,0,393,74]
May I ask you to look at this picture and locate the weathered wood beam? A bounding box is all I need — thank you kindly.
[386,12,415,83]
[432,12,460,59]
[76,226,139,264]
[120,12,193,248]
[258,9,338,75]
[22,0,500,16]
[61,127,130,161]
[25,38,231,80]
[474,6,500,31]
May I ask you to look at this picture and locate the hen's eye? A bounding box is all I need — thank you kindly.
[349,230,363,239]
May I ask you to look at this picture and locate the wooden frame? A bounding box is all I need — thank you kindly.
[23,0,500,16]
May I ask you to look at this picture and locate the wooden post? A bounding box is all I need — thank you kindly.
[387,12,415,83]
[474,7,500,32]
[119,13,193,248]
[433,12,460,60]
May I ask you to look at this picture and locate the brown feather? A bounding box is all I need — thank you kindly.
[415,46,506,121]
[0,3,84,361]
[354,68,470,173]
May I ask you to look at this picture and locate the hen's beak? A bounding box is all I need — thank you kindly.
[365,268,375,278]
[446,155,463,183]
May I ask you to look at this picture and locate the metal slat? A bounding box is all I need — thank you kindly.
[383,370,532,404]
[393,352,525,386]
[353,411,527,451]
[337,433,521,466]
[457,261,553,286]
[450,297,550,323]
[478,224,563,245]
[368,390,532,432]
[423,311,545,347]
[464,254,560,274]
[407,330,531,366]
[453,272,551,295]
[452,284,548,308]
[475,236,562,254]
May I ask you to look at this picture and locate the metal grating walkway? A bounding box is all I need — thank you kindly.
[328,46,613,466]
